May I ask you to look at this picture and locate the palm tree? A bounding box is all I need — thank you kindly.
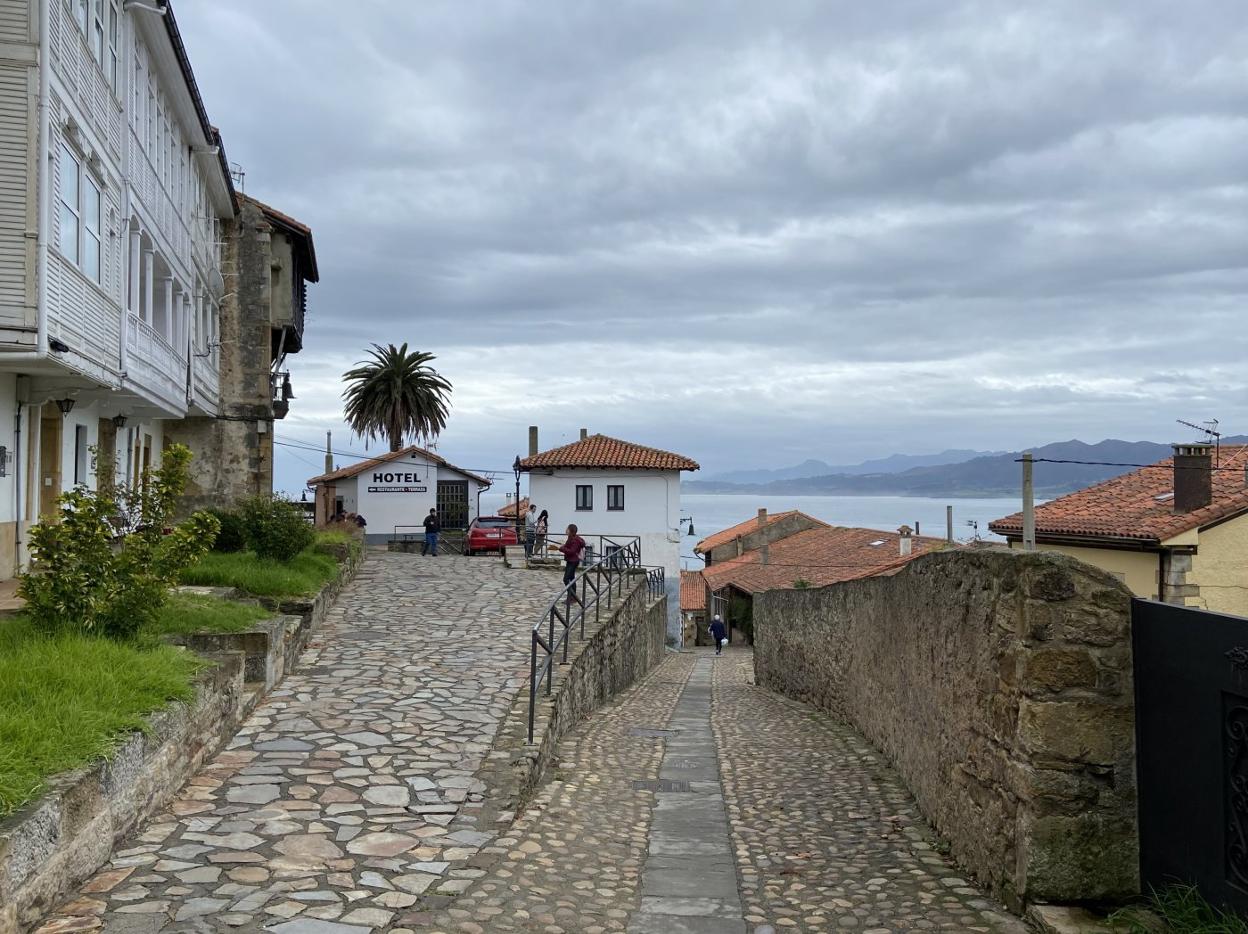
[342,344,453,452]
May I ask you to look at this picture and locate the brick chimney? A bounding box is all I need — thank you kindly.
[579,428,588,440]
[757,508,768,566]
[898,525,913,557]
[1173,443,1213,513]
[528,426,539,457]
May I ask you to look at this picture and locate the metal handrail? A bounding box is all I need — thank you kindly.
[527,538,665,742]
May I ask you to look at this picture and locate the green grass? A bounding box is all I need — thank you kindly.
[143,592,271,637]
[178,547,339,597]
[0,618,203,817]
[1111,884,1248,933]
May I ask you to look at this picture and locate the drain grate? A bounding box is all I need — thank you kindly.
[632,779,692,792]
[628,728,679,738]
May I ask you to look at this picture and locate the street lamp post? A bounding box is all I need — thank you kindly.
[512,455,523,548]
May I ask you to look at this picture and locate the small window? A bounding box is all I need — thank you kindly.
[575,484,593,511]
[607,485,624,511]
[73,425,88,485]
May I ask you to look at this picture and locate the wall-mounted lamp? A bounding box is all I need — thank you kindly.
[54,398,76,416]
[111,414,128,429]
[48,337,70,354]
[281,373,294,401]
[680,516,696,537]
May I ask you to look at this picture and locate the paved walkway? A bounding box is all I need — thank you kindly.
[421,649,1028,934]
[40,554,555,934]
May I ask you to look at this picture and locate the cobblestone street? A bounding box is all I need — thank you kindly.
[39,554,555,934]
[41,555,1028,934]
[421,649,1028,934]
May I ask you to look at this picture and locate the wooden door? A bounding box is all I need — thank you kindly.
[38,413,61,519]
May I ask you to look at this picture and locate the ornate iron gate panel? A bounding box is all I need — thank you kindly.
[1133,598,1248,913]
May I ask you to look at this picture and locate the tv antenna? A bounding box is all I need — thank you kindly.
[1176,418,1220,465]
[965,518,980,542]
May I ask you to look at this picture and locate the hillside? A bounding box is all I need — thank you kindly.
[707,448,998,484]
[686,438,1245,497]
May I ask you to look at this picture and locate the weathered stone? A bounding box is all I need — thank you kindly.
[1021,649,1099,694]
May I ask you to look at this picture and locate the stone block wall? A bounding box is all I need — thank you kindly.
[753,550,1136,908]
[481,573,668,818]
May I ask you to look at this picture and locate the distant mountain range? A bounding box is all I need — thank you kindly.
[686,437,1248,498]
[706,449,1002,485]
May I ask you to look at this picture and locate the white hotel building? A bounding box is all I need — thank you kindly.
[0,0,236,577]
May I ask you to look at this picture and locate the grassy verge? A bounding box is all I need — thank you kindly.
[0,619,203,817]
[1111,884,1247,933]
[178,547,339,598]
[144,592,271,637]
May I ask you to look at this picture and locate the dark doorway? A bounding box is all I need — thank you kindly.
[1133,598,1248,914]
[437,480,469,530]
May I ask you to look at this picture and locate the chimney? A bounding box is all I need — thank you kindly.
[528,426,539,457]
[898,525,913,557]
[579,428,588,441]
[758,508,768,566]
[1173,443,1213,513]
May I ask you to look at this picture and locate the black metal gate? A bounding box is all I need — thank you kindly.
[436,480,469,530]
[1132,598,1248,912]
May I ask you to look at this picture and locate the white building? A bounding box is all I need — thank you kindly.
[0,0,235,577]
[307,446,491,544]
[519,431,700,642]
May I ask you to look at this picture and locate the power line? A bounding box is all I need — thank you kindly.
[1018,457,1246,471]
[271,437,513,478]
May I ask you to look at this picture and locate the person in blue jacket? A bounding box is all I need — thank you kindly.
[709,615,728,655]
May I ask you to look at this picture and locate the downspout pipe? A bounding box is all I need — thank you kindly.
[28,0,53,362]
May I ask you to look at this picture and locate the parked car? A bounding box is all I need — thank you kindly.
[465,516,519,555]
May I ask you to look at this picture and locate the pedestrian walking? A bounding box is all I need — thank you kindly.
[535,509,549,555]
[709,614,728,655]
[422,507,440,556]
[558,523,587,605]
[524,504,538,558]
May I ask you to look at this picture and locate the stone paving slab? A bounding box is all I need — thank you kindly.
[37,554,556,934]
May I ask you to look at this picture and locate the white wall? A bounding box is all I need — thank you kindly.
[337,450,485,540]
[528,468,683,640]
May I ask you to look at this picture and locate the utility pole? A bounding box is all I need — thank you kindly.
[946,505,953,544]
[1022,451,1036,552]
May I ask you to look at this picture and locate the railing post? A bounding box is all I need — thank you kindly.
[595,564,601,625]
[547,609,555,694]
[528,631,538,743]
[579,574,586,640]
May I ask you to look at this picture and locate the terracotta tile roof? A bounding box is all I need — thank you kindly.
[989,445,1248,544]
[703,526,947,595]
[680,570,707,612]
[308,446,490,487]
[498,497,530,518]
[519,434,699,471]
[693,510,830,556]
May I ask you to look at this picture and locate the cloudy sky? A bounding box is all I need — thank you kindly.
[175,0,1248,493]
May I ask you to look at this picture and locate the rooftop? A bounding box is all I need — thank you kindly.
[308,445,490,487]
[680,570,706,612]
[989,445,1248,544]
[499,497,530,518]
[693,510,830,556]
[519,434,699,472]
[237,193,320,283]
[702,526,946,595]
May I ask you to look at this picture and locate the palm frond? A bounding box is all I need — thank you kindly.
[342,344,454,451]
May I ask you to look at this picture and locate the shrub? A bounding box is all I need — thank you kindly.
[208,508,247,552]
[20,444,220,639]
[239,495,314,562]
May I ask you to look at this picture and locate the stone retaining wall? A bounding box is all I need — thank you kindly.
[0,546,363,934]
[477,574,668,823]
[753,550,1136,908]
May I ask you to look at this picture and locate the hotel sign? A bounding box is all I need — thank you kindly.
[368,471,428,494]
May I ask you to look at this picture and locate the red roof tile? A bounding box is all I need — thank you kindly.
[308,445,490,487]
[703,526,947,595]
[680,570,707,612]
[693,510,830,556]
[519,434,699,471]
[989,445,1248,543]
[499,497,530,518]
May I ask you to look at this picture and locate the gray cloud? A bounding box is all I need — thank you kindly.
[174,0,1248,491]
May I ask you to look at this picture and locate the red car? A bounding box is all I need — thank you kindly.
[464,516,519,555]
